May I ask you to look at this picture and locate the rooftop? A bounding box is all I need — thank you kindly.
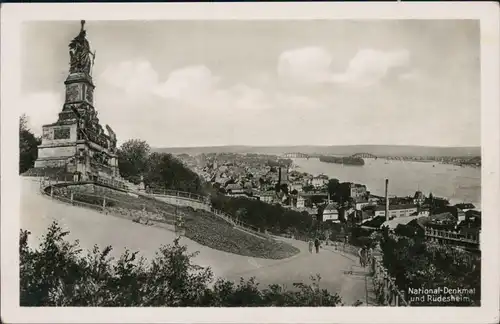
[375,204,418,211]
[413,191,424,199]
[324,202,338,213]
[226,184,243,191]
[381,215,427,229]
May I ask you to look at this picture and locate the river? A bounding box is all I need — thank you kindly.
[292,158,481,209]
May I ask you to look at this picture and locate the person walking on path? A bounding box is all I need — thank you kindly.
[358,246,366,267]
[366,245,373,269]
[308,240,314,253]
[314,238,320,254]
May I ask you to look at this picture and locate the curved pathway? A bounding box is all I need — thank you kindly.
[20,177,370,305]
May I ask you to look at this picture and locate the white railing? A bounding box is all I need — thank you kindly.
[147,190,266,238]
[425,227,479,244]
[39,178,178,230]
[370,256,409,306]
[39,177,269,240]
[149,189,209,204]
[290,237,409,307]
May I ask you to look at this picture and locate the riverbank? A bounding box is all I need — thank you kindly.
[292,157,481,210]
[319,155,365,166]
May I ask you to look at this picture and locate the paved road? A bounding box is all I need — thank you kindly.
[20,177,370,306]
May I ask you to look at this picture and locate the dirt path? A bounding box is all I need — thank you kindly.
[20,177,369,305]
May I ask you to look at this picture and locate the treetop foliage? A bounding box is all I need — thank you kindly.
[20,222,344,307]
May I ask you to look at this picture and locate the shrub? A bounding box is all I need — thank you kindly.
[210,194,314,238]
[379,230,480,306]
[20,222,343,307]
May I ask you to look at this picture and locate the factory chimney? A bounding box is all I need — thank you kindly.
[278,166,282,185]
[385,179,389,222]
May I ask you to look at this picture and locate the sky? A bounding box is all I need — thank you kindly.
[20,20,480,147]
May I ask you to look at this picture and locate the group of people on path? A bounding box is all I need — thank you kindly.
[357,245,373,268]
[307,238,373,270]
[308,238,321,254]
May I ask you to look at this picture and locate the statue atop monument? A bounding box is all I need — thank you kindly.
[68,20,95,75]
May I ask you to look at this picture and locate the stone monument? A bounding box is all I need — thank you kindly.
[34,21,120,181]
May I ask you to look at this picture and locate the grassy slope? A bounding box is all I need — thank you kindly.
[56,184,299,259]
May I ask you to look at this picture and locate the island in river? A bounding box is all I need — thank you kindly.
[318,155,365,166]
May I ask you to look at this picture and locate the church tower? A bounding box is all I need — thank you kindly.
[34,21,119,181]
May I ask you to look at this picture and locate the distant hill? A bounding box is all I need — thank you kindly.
[152,145,481,157]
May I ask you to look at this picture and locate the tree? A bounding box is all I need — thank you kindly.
[19,115,41,174]
[302,185,314,193]
[117,139,150,183]
[379,231,480,306]
[326,179,340,201]
[236,208,248,222]
[145,152,202,194]
[20,223,344,306]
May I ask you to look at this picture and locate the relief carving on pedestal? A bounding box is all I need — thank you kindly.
[85,86,94,104]
[66,84,81,102]
[54,127,71,140]
[91,150,109,165]
[42,128,52,140]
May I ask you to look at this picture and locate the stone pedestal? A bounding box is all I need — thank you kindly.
[34,23,120,182]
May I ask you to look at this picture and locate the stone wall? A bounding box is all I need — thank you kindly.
[67,183,129,197]
[37,145,76,159]
[41,124,78,145]
[34,159,67,169]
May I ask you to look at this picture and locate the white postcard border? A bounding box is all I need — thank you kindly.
[1,2,499,323]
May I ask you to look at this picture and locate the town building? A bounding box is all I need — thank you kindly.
[415,208,430,217]
[465,210,481,222]
[259,191,276,204]
[424,227,480,251]
[381,215,426,231]
[355,199,371,211]
[454,203,476,212]
[296,196,306,208]
[289,182,303,193]
[374,204,418,218]
[338,182,368,201]
[278,166,289,184]
[311,174,328,188]
[225,183,245,196]
[435,206,466,222]
[349,183,368,200]
[413,191,425,205]
[322,202,340,222]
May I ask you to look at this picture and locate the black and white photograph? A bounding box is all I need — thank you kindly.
[1,2,499,324]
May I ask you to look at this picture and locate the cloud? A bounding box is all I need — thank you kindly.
[155,65,220,100]
[19,92,63,135]
[274,93,324,110]
[218,84,272,111]
[332,49,410,87]
[277,47,333,84]
[278,47,411,87]
[100,60,160,97]
[399,69,424,82]
[100,59,271,111]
